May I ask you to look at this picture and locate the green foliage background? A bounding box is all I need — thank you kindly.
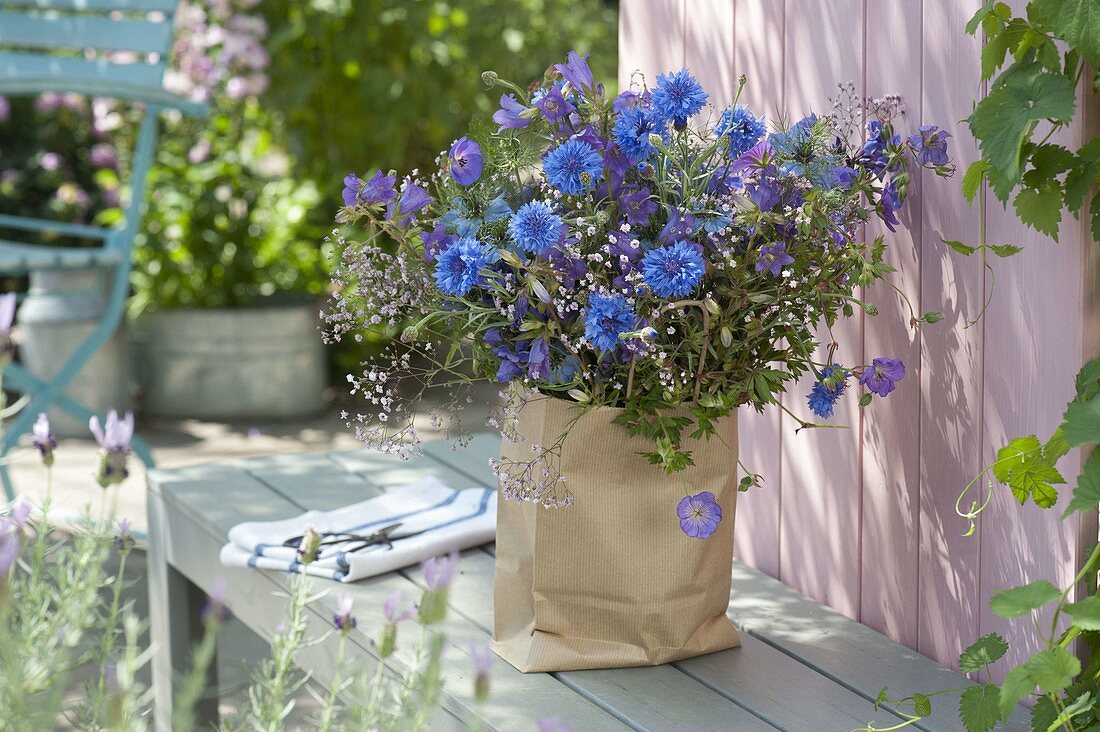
[258,0,619,203]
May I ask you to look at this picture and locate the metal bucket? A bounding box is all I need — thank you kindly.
[133,303,327,419]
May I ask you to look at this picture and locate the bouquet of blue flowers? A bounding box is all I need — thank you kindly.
[326,52,952,514]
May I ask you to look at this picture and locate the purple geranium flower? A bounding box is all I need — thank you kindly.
[535,85,576,124]
[621,187,659,227]
[449,136,483,187]
[677,491,722,539]
[493,94,531,132]
[555,50,595,93]
[908,125,951,167]
[386,182,432,226]
[859,357,906,397]
[755,241,795,277]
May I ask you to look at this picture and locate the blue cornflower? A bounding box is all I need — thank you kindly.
[715,105,766,158]
[641,241,706,299]
[651,69,708,126]
[807,365,848,420]
[509,201,564,253]
[613,106,663,162]
[433,237,500,297]
[543,138,604,195]
[908,125,951,167]
[584,291,639,351]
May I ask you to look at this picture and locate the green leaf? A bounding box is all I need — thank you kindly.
[1064,451,1100,518]
[1026,144,1075,184]
[1090,192,1100,244]
[1036,0,1100,65]
[1045,429,1071,464]
[962,159,990,203]
[1029,695,1058,732]
[968,65,1077,183]
[1063,161,1098,214]
[859,392,873,407]
[943,238,979,256]
[993,435,1065,507]
[1063,396,1100,446]
[994,436,1043,482]
[912,693,932,718]
[1013,185,1063,241]
[981,31,1011,80]
[1075,358,1100,401]
[999,647,1080,715]
[959,684,1002,732]
[959,633,1010,673]
[987,244,1023,258]
[990,579,1061,617]
[1066,595,1100,630]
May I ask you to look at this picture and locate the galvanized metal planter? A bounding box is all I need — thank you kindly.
[133,302,327,419]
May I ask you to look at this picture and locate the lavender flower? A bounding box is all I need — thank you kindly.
[201,578,232,623]
[333,594,357,633]
[0,292,15,362]
[383,589,416,623]
[422,549,460,591]
[297,524,322,564]
[908,125,951,166]
[641,241,706,299]
[89,410,134,488]
[32,413,56,467]
[0,522,18,588]
[755,242,794,277]
[449,136,483,187]
[807,365,848,420]
[677,491,722,539]
[493,93,531,132]
[469,639,494,702]
[651,69,708,127]
[859,357,906,397]
[114,518,135,553]
[537,718,573,732]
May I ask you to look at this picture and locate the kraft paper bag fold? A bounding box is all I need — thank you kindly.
[492,394,740,673]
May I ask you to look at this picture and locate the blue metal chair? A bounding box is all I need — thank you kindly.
[0,0,207,500]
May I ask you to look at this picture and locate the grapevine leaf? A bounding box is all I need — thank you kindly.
[1063,161,1098,214]
[959,633,1009,673]
[993,435,1065,507]
[968,65,1076,183]
[989,579,1061,617]
[1036,0,1100,65]
[1066,595,1100,630]
[1075,358,1100,401]
[959,684,1002,732]
[1064,451,1100,517]
[1044,429,1071,464]
[1029,695,1058,732]
[1013,185,1063,241]
[943,238,979,256]
[987,244,1023,257]
[993,436,1043,483]
[962,159,990,203]
[1091,192,1100,244]
[1062,396,1100,446]
[999,647,1080,715]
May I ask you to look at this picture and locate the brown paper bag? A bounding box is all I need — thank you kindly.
[492,394,740,672]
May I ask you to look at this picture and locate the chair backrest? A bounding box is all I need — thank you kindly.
[0,0,178,104]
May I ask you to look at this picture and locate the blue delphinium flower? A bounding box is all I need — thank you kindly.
[715,105,766,158]
[755,241,795,276]
[613,106,663,162]
[493,94,531,132]
[342,170,397,207]
[828,165,859,189]
[908,125,951,166]
[433,237,499,297]
[859,357,906,397]
[807,364,848,420]
[509,201,564,253]
[543,138,604,195]
[584,291,638,351]
[642,241,706,298]
[879,180,902,232]
[449,137,483,187]
[861,120,900,179]
[677,491,722,539]
[651,69,708,126]
[386,183,432,226]
[341,173,361,207]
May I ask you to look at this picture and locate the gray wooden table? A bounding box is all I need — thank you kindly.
[147,434,1028,731]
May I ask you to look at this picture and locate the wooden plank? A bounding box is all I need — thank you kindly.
[404,547,777,731]
[730,0,786,580]
[917,0,987,668]
[683,0,734,116]
[151,472,630,731]
[859,0,923,650]
[0,10,173,54]
[417,433,499,486]
[618,0,684,93]
[778,0,865,621]
[978,0,1086,678]
[726,561,1030,731]
[0,0,177,11]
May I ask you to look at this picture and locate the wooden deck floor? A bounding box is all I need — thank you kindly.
[147,434,1029,731]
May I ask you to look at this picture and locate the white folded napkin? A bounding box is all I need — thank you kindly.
[219,476,497,582]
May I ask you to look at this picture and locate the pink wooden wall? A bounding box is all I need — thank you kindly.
[620,0,1100,674]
